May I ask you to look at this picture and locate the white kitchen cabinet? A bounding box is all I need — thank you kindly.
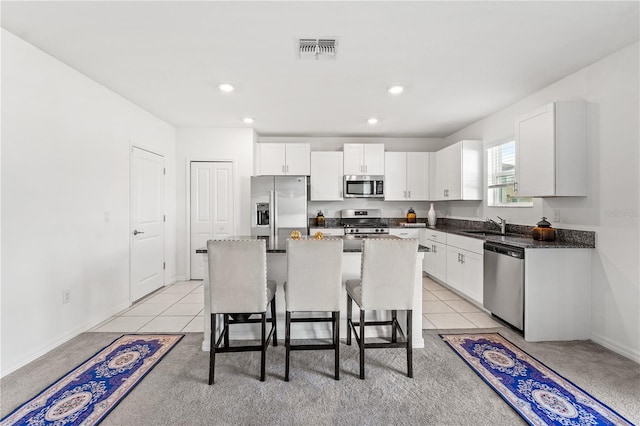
[256,143,310,176]
[446,234,484,304]
[515,101,586,197]
[343,144,385,175]
[389,228,420,239]
[310,152,343,200]
[430,140,482,201]
[384,152,430,201]
[422,230,447,282]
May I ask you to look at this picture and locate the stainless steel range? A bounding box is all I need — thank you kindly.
[341,209,389,236]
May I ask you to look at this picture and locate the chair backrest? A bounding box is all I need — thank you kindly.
[286,238,343,312]
[207,239,268,314]
[360,238,418,310]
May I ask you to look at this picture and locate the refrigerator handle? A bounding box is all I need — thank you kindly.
[270,190,276,239]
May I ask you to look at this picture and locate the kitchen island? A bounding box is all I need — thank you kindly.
[197,235,428,351]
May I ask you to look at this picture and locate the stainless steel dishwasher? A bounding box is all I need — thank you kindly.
[483,242,525,331]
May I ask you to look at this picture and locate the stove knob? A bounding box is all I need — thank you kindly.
[355,229,359,233]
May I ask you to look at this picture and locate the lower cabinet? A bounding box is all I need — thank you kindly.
[422,230,483,305]
[389,228,420,239]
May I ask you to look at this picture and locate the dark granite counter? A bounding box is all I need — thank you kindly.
[197,235,430,254]
[423,221,595,249]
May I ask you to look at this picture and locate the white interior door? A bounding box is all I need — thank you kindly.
[190,161,234,279]
[130,147,165,301]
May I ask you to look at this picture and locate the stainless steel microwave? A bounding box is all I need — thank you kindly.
[344,175,385,198]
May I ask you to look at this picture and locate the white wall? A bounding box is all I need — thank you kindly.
[1,30,177,376]
[444,42,640,361]
[175,128,256,280]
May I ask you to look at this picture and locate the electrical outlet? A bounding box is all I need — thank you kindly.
[553,209,561,222]
[62,290,71,304]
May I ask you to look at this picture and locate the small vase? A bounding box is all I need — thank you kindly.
[427,203,437,228]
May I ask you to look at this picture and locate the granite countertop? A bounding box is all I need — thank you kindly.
[423,224,595,249]
[197,235,430,254]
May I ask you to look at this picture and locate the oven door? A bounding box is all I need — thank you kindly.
[344,176,384,198]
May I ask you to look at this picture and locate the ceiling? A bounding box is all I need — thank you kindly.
[2,1,638,137]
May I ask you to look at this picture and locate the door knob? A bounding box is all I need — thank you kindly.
[133,230,144,235]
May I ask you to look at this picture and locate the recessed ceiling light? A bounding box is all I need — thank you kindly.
[367,117,379,125]
[217,82,235,93]
[243,117,255,124]
[387,85,404,95]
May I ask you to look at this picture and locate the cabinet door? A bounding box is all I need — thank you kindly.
[516,103,555,197]
[343,144,364,175]
[389,228,420,239]
[433,149,448,200]
[384,152,407,200]
[433,241,447,282]
[446,246,464,292]
[285,144,311,175]
[363,144,385,175]
[462,250,483,304]
[446,143,462,200]
[406,152,429,200]
[258,143,286,175]
[310,152,343,200]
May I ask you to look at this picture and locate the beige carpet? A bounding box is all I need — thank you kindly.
[2,329,638,425]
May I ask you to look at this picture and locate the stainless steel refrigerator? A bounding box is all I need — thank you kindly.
[251,176,308,239]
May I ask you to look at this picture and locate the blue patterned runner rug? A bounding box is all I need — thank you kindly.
[441,333,634,426]
[1,334,183,426]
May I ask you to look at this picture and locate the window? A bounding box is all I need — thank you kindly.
[487,140,533,207]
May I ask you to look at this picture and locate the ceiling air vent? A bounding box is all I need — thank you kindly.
[297,38,337,60]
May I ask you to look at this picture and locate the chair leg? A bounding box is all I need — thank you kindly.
[223,314,230,348]
[359,308,365,380]
[334,311,340,380]
[208,314,216,385]
[260,313,267,382]
[391,310,398,343]
[271,295,278,347]
[407,310,413,378]
[285,311,291,382]
[346,294,352,346]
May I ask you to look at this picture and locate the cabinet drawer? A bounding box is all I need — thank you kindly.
[425,229,447,244]
[389,228,420,239]
[446,234,484,255]
[310,227,344,236]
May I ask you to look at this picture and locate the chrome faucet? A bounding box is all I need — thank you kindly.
[486,216,507,235]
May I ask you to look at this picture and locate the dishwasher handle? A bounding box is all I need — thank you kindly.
[484,242,524,259]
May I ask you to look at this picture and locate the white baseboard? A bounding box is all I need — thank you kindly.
[164,276,177,286]
[0,301,131,378]
[590,332,640,363]
[175,275,188,282]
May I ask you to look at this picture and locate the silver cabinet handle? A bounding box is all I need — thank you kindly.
[514,182,518,192]
[408,190,411,198]
[286,164,289,173]
[133,230,144,235]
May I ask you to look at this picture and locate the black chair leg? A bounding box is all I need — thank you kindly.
[359,308,365,379]
[260,313,267,382]
[407,310,413,378]
[334,311,340,380]
[223,314,230,348]
[346,294,352,345]
[208,314,216,385]
[391,310,398,343]
[271,295,278,347]
[285,311,291,382]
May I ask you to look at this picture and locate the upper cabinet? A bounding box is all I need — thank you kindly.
[343,144,385,175]
[515,101,586,197]
[384,152,430,201]
[255,143,310,176]
[430,140,482,201]
[310,152,344,201]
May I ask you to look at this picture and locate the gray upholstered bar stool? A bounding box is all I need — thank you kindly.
[346,238,418,379]
[284,238,343,381]
[207,239,277,384]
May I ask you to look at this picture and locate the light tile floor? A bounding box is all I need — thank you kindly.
[92,281,204,333]
[93,276,503,333]
[421,275,503,329]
